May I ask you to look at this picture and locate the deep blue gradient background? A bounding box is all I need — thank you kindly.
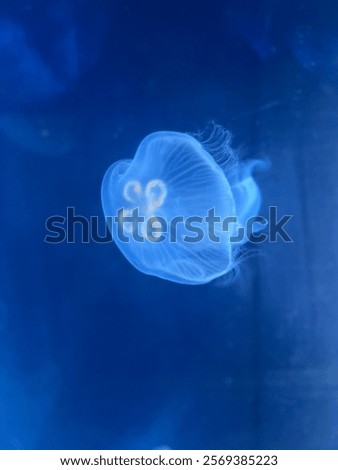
[1,0,338,449]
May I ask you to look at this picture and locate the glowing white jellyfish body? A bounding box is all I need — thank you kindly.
[101,128,264,285]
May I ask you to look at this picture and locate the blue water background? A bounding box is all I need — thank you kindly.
[1,0,338,449]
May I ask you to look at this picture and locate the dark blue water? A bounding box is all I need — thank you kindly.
[1,0,338,450]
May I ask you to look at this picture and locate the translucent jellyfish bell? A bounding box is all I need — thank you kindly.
[101,127,264,285]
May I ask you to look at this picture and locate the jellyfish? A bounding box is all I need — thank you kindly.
[101,125,265,285]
